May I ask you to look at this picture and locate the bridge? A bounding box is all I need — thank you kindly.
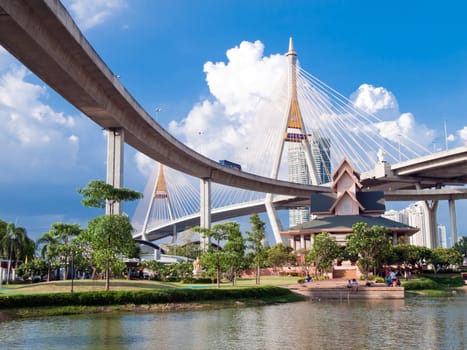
[1,0,466,249]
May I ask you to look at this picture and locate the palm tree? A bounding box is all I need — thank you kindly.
[37,231,59,282]
[0,223,27,284]
[50,223,81,280]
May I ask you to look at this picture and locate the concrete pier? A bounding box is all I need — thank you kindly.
[289,280,405,300]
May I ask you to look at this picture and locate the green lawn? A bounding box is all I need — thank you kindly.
[0,276,300,295]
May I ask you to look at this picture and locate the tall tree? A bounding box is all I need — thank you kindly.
[82,215,136,291]
[193,224,230,288]
[78,180,143,214]
[222,222,246,286]
[245,214,267,285]
[50,223,81,280]
[78,180,143,290]
[345,222,392,279]
[0,223,28,283]
[306,233,340,277]
[37,231,59,281]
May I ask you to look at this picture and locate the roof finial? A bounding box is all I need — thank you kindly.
[287,37,296,56]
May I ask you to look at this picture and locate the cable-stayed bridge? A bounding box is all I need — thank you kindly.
[132,39,467,245]
[1,1,466,248]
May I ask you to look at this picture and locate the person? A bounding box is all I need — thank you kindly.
[389,270,397,286]
[347,280,352,289]
[351,278,359,292]
[305,274,312,283]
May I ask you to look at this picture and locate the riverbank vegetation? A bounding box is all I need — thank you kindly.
[0,283,304,320]
[403,273,466,296]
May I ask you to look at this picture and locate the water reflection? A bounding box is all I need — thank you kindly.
[0,295,465,350]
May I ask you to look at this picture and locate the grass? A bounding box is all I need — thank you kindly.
[0,276,300,295]
[0,277,305,320]
[402,273,466,296]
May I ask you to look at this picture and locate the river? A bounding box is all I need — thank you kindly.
[0,295,465,350]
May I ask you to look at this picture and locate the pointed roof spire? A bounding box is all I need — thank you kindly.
[287,37,296,56]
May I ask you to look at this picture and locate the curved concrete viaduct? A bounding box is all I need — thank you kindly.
[0,0,329,198]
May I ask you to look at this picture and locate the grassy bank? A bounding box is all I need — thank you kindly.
[0,277,305,320]
[402,273,466,296]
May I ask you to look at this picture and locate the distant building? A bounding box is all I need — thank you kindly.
[288,132,331,227]
[382,202,449,248]
[282,159,418,249]
[437,224,449,248]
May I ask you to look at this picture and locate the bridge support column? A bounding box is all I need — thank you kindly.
[420,200,439,249]
[265,193,284,244]
[448,199,458,246]
[106,128,124,215]
[200,178,211,251]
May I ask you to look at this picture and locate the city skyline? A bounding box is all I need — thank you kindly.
[1,1,466,241]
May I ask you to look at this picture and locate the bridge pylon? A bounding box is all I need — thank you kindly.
[141,163,177,242]
[266,38,321,244]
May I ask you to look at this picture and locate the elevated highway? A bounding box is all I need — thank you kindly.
[1,1,466,247]
[361,147,467,191]
[0,0,329,198]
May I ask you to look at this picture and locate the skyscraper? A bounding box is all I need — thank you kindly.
[288,133,331,227]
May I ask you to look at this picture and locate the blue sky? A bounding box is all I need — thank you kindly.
[1,0,466,242]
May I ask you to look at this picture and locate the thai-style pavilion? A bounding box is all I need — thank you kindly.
[281,159,418,251]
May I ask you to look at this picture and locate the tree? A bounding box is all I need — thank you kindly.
[81,214,136,291]
[37,231,60,281]
[390,244,432,273]
[222,222,246,285]
[78,180,143,214]
[345,222,392,279]
[429,247,463,270]
[193,223,231,288]
[453,237,467,260]
[0,222,28,283]
[78,180,143,290]
[267,243,295,275]
[50,223,81,280]
[306,233,341,277]
[245,214,267,285]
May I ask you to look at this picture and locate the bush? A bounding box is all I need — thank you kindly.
[366,275,385,283]
[0,286,292,309]
[402,274,464,290]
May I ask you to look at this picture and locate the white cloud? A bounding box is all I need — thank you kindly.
[64,0,127,30]
[169,40,287,170]
[0,55,101,184]
[458,127,467,145]
[351,83,399,120]
[134,152,155,178]
[350,84,435,148]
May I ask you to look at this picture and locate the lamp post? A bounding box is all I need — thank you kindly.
[70,251,74,293]
[155,108,161,121]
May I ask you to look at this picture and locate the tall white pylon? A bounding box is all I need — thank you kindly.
[266,38,320,244]
[141,163,177,242]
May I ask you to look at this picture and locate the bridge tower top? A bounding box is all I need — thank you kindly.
[284,37,306,141]
[155,163,168,198]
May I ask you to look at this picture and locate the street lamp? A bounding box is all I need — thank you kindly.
[70,251,74,293]
[155,108,162,121]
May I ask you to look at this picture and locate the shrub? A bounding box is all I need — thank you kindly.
[0,286,292,309]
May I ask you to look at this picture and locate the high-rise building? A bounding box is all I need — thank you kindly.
[383,201,446,248]
[288,134,331,227]
[438,224,448,248]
